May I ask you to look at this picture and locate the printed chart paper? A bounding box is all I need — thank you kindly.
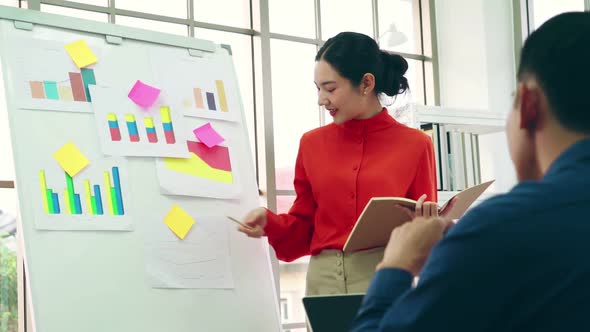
[156,138,241,199]
[90,85,189,158]
[150,49,242,122]
[145,214,234,289]
[10,37,102,113]
[33,143,132,231]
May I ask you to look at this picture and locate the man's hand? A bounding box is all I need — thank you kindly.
[376,216,452,276]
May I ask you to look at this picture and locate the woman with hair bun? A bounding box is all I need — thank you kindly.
[239,32,437,296]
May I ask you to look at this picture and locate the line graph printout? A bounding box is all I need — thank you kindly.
[145,214,233,289]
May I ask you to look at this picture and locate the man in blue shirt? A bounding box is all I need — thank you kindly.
[351,12,590,332]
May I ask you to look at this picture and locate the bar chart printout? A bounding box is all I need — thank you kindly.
[187,80,229,113]
[38,167,125,217]
[90,85,189,157]
[29,68,96,103]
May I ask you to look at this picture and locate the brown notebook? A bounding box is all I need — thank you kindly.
[342,180,495,253]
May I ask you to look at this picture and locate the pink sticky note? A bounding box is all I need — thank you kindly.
[128,80,161,108]
[193,123,225,148]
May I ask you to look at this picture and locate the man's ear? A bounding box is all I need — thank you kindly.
[519,83,540,130]
[360,73,376,95]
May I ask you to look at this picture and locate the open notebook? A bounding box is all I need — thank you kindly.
[343,180,495,252]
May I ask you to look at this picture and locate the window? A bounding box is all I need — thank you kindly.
[116,0,188,19]
[269,0,315,38]
[520,0,588,35]
[530,0,585,30]
[320,0,374,39]
[270,39,318,191]
[40,4,108,22]
[194,0,251,28]
[115,16,189,36]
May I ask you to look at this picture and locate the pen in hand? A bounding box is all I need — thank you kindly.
[227,216,254,231]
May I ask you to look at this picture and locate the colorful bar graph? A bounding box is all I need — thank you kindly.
[81,68,96,102]
[206,92,217,111]
[215,80,229,113]
[43,81,59,100]
[144,117,158,143]
[69,72,87,102]
[38,167,124,217]
[160,106,176,144]
[107,113,122,141]
[29,69,96,103]
[193,88,205,108]
[125,114,140,142]
[30,81,45,99]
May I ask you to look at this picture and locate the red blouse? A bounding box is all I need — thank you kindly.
[264,109,438,262]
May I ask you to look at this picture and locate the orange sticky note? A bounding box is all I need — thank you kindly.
[64,40,98,68]
[164,204,195,240]
[53,142,90,177]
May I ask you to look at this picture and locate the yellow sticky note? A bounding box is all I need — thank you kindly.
[164,204,195,240]
[53,142,90,177]
[64,40,98,68]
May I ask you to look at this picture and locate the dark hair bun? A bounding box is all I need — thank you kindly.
[379,51,409,96]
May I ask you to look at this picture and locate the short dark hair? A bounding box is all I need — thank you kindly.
[315,32,409,97]
[518,12,590,134]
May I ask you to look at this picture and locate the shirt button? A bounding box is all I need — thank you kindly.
[350,192,355,199]
[337,269,343,275]
[353,165,358,170]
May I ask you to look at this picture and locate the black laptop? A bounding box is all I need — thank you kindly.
[302,294,364,332]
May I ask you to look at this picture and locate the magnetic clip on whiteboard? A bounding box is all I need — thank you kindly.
[106,35,123,45]
[220,44,233,55]
[188,49,204,57]
[14,21,33,31]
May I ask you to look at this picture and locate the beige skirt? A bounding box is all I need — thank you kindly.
[305,247,384,296]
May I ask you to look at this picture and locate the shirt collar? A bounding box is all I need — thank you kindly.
[545,137,590,178]
[340,108,397,134]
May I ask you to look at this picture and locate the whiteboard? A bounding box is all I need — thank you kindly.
[0,6,281,332]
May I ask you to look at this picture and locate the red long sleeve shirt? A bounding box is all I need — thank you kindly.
[264,110,438,262]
